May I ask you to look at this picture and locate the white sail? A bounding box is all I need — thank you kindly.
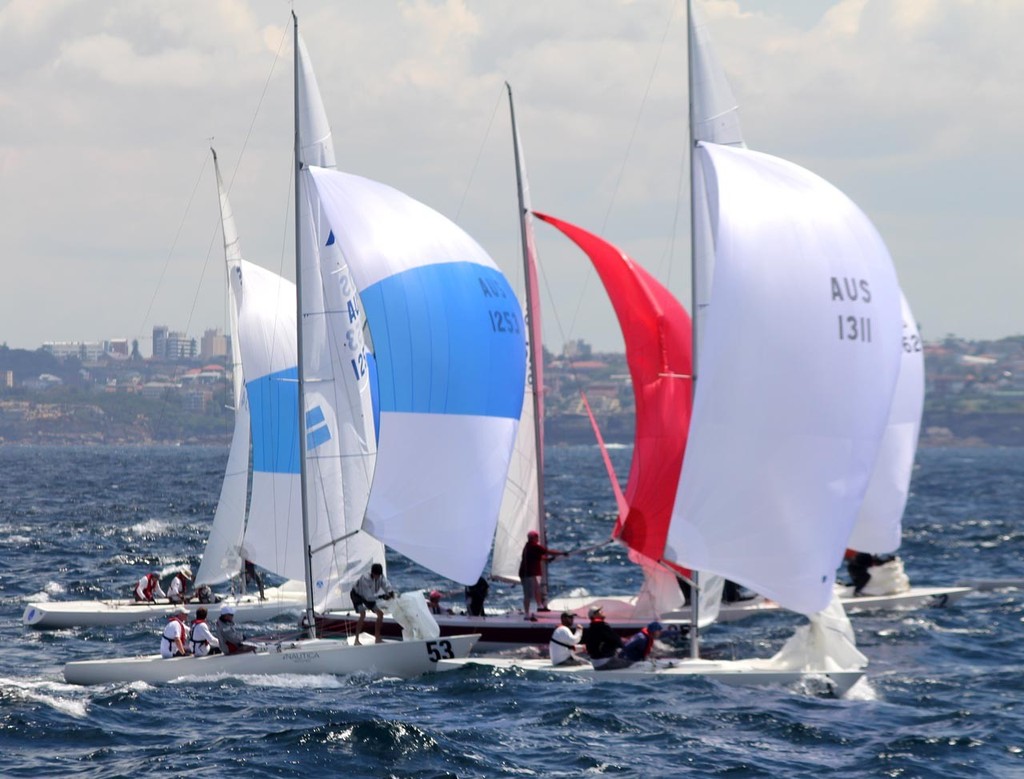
[307,166,526,585]
[235,261,301,582]
[492,84,545,583]
[195,150,250,587]
[847,291,924,553]
[666,141,903,616]
[295,35,383,609]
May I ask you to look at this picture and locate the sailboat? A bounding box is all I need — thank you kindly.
[311,84,701,649]
[443,0,915,694]
[62,14,496,684]
[24,151,308,631]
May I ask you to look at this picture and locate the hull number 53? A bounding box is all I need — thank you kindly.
[426,640,454,662]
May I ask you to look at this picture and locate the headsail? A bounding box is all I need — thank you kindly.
[195,149,250,587]
[307,166,527,585]
[533,213,693,566]
[666,141,903,616]
[847,291,924,553]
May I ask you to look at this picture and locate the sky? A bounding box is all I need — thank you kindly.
[2,0,1021,355]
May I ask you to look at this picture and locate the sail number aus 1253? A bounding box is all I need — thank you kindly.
[489,310,521,334]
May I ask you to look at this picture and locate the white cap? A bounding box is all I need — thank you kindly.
[220,605,236,616]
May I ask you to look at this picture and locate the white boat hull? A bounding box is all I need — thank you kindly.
[549,585,972,626]
[439,656,863,697]
[24,584,306,629]
[64,634,479,686]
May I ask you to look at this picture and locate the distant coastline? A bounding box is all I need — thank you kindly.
[1,409,1016,448]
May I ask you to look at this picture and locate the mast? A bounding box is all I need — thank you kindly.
[685,0,701,661]
[506,83,547,587]
[293,11,317,639]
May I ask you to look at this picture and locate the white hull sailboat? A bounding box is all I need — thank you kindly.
[65,634,477,686]
[455,0,912,693]
[63,15,489,683]
[438,656,864,698]
[24,583,304,629]
[25,149,310,631]
[554,583,973,626]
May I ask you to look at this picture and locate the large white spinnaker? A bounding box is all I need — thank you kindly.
[666,141,903,617]
[294,34,382,609]
[307,167,527,586]
[847,292,925,554]
[196,149,250,587]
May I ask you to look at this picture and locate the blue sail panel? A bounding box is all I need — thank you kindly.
[361,262,526,420]
[247,367,300,474]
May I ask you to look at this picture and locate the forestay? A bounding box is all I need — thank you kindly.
[307,167,527,585]
[666,141,903,616]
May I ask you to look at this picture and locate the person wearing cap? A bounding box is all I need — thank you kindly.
[215,605,255,654]
[350,563,394,645]
[583,606,632,670]
[161,606,190,659]
[427,590,444,615]
[188,607,220,657]
[620,621,664,663]
[518,530,566,621]
[549,611,585,666]
[167,566,192,604]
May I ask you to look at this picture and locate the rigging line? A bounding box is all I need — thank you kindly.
[454,84,504,222]
[563,0,678,346]
[599,0,679,234]
[135,150,211,344]
[223,21,289,197]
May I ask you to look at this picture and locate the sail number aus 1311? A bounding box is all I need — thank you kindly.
[837,315,872,343]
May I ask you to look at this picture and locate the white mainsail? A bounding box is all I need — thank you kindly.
[307,167,527,586]
[195,150,250,587]
[847,291,925,553]
[666,140,903,617]
[294,34,382,609]
[240,36,384,612]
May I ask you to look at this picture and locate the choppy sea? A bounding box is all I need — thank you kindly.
[0,444,1022,778]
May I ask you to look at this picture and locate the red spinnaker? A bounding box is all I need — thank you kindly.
[534,212,693,564]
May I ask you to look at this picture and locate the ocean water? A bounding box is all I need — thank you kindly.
[0,444,1022,778]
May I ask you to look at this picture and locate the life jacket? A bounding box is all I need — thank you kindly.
[163,618,185,651]
[188,619,208,650]
[138,573,159,600]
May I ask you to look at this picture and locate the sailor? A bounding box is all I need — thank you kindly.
[619,621,663,663]
[188,607,220,657]
[215,605,255,655]
[167,566,192,604]
[134,572,165,603]
[161,606,189,658]
[549,611,585,666]
[349,563,394,645]
[243,559,266,601]
[464,576,489,617]
[583,606,632,671]
[519,530,566,620]
[195,583,219,604]
[427,590,444,615]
